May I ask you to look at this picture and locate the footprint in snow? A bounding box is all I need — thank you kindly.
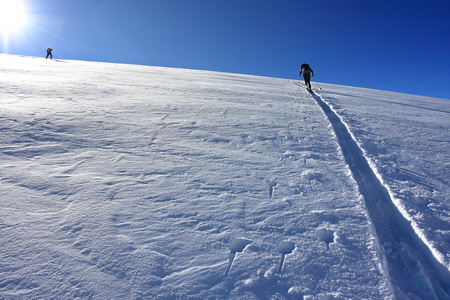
[267,181,277,199]
[277,241,296,272]
[225,238,252,277]
[316,228,335,250]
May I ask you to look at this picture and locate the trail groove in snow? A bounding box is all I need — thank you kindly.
[5,54,446,299]
[309,88,450,299]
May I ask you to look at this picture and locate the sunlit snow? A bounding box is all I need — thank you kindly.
[1,54,449,299]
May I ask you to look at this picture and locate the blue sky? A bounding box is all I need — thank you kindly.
[3,0,450,99]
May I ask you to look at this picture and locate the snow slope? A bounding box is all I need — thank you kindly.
[0,54,449,299]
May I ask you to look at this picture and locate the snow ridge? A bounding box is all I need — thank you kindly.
[309,88,450,299]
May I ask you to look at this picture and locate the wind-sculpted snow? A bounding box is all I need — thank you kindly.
[0,54,448,299]
[317,85,450,272]
[311,89,450,298]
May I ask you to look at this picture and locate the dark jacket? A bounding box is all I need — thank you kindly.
[300,64,314,77]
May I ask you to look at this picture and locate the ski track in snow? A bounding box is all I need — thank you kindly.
[1,54,449,299]
[309,87,450,299]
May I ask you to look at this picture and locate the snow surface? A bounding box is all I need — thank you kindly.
[1,54,449,299]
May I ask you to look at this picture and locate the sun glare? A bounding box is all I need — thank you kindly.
[0,0,27,34]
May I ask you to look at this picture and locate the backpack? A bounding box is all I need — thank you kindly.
[301,64,311,75]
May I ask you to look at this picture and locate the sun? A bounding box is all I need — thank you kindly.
[0,0,28,34]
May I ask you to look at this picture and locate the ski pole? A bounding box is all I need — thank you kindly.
[313,75,322,91]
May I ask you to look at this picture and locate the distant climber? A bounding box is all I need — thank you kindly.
[46,48,53,59]
[299,64,314,91]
